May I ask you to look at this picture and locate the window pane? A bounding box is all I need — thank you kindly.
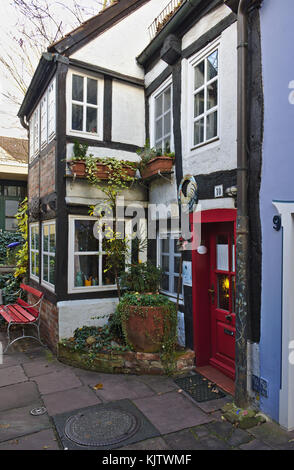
[207,50,218,81]
[43,225,49,252]
[72,75,84,101]
[4,186,18,197]
[194,61,204,89]
[72,104,83,131]
[49,224,56,253]
[102,255,116,286]
[173,275,182,295]
[75,220,98,252]
[194,118,204,146]
[5,200,19,217]
[161,238,169,253]
[207,80,217,110]
[194,90,204,117]
[161,274,169,291]
[206,111,218,140]
[164,113,171,136]
[161,255,169,272]
[155,118,163,142]
[74,255,99,287]
[86,107,97,133]
[31,227,39,250]
[155,94,163,118]
[164,88,171,112]
[174,256,180,274]
[43,254,48,282]
[217,274,230,311]
[5,218,18,231]
[217,235,229,271]
[87,78,97,105]
[49,256,55,285]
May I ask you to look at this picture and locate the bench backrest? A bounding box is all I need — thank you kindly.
[16,284,44,318]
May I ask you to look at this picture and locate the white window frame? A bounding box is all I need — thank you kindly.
[28,76,56,162]
[67,70,103,141]
[68,215,117,294]
[29,223,39,282]
[40,93,48,149]
[188,40,220,150]
[157,230,183,301]
[149,76,174,152]
[33,105,40,159]
[47,78,56,141]
[41,220,56,292]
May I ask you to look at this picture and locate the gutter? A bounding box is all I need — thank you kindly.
[136,0,203,66]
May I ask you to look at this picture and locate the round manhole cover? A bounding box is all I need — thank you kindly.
[64,408,140,447]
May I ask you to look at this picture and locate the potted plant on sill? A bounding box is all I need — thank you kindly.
[68,140,88,176]
[137,141,175,180]
[116,262,178,357]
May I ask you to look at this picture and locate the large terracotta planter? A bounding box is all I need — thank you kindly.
[70,161,136,180]
[141,156,173,180]
[123,305,171,353]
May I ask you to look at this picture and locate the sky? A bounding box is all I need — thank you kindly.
[0,0,105,139]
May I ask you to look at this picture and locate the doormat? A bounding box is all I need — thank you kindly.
[174,373,226,403]
[52,399,160,450]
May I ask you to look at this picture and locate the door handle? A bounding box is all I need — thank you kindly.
[225,314,233,322]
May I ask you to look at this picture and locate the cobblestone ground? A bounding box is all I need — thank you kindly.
[0,332,293,451]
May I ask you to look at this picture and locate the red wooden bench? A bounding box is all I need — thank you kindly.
[0,283,44,352]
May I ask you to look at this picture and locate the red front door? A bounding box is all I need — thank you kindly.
[208,222,236,379]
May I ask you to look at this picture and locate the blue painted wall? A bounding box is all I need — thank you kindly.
[259,0,294,421]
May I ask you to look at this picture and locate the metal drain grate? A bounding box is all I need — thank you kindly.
[174,373,226,402]
[64,408,140,447]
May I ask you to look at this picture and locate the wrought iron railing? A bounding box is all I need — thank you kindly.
[148,0,185,41]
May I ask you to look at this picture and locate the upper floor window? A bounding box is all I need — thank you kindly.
[150,78,173,154]
[29,77,56,162]
[71,73,99,135]
[192,48,219,148]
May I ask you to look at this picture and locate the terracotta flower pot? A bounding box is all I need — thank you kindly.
[70,161,86,176]
[141,156,173,180]
[123,305,171,353]
[70,161,136,180]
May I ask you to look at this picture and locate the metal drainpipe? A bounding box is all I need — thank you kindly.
[235,0,251,409]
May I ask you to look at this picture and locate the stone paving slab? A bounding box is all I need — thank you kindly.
[0,352,28,369]
[119,436,170,451]
[133,391,213,434]
[93,374,156,402]
[32,370,83,395]
[0,403,51,442]
[22,358,69,378]
[0,365,27,387]
[248,422,294,450]
[0,381,40,412]
[137,375,179,394]
[0,428,60,450]
[239,439,272,450]
[42,385,102,416]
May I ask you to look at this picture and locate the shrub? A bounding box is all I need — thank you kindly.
[0,230,23,265]
[120,261,162,294]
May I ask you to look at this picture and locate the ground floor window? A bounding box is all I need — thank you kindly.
[41,220,56,290]
[69,216,116,292]
[29,223,39,281]
[158,231,183,298]
[0,182,26,231]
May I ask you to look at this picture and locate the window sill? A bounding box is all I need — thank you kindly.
[159,290,184,306]
[68,285,117,294]
[67,129,103,142]
[190,136,220,152]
